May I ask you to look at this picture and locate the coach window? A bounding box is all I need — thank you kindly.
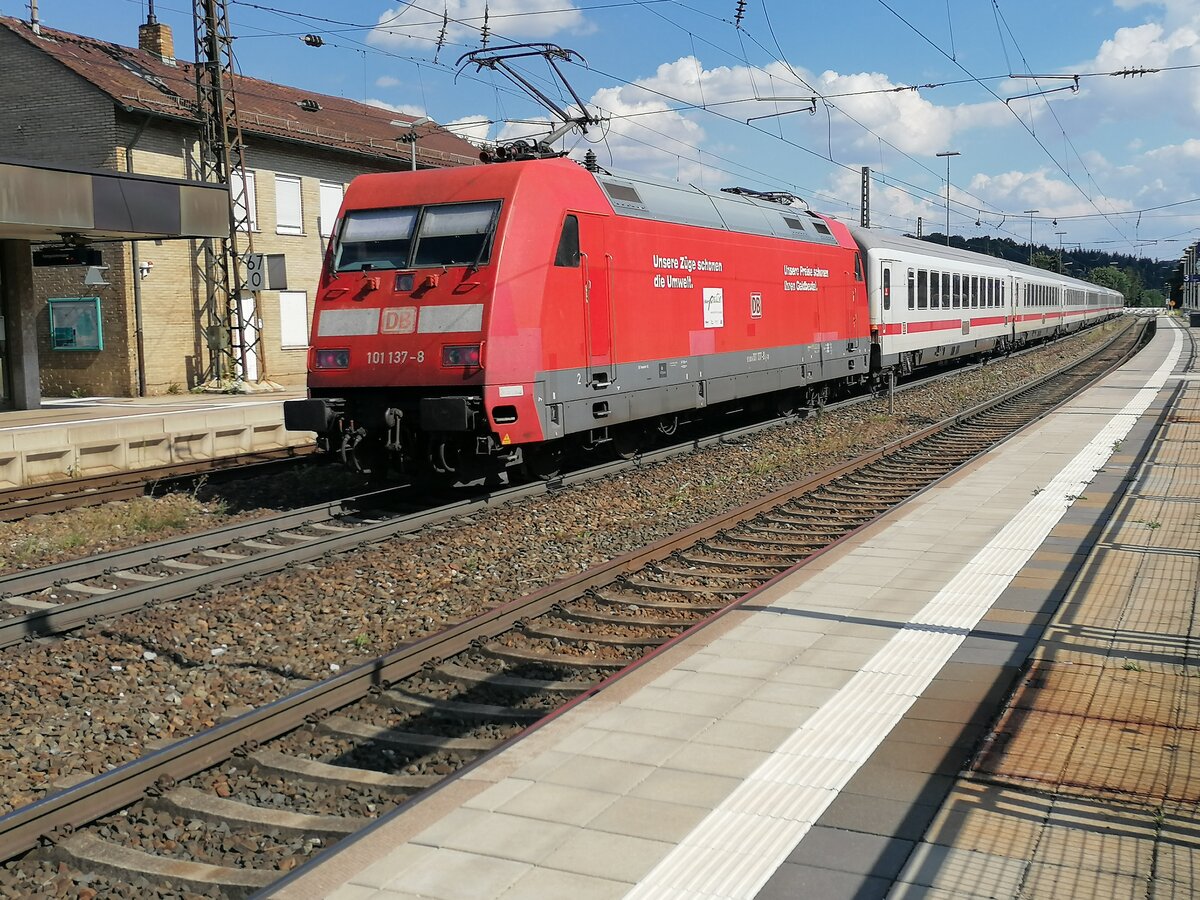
[907,268,915,309]
[951,274,961,308]
[941,272,951,308]
[971,276,979,308]
[554,215,580,267]
[931,270,941,308]
[882,266,891,310]
[917,269,929,309]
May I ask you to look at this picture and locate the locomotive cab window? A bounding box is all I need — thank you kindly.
[555,215,580,267]
[854,253,864,282]
[334,206,418,272]
[412,201,500,268]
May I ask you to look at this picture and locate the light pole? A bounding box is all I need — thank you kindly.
[391,116,432,171]
[1055,231,1067,273]
[936,151,960,246]
[1024,209,1040,265]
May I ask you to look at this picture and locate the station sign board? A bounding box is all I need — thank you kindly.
[32,246,103,267]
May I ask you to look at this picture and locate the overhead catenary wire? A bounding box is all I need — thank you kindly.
[96,0,1200,251]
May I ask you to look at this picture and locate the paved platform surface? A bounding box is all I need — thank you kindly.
[0,390,311,487]
[266,315,1197,900]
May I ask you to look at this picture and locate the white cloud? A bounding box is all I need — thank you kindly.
[444,115,494,144]
[375,75,401,88]
[363,98,426,117]
[1143,136,1200,163]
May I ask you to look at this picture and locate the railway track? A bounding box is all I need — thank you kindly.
[0,318,1151,897]
[0,323,1131,650]
[0,448,314,522]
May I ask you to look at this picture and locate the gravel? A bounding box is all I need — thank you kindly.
[0,322,1127,822]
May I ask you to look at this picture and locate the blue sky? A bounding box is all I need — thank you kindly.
[8,0,1200,260]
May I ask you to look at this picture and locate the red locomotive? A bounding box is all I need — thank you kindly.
[283,156,1121,479]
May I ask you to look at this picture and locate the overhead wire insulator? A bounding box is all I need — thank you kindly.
[480,3,490,48]
[302,33,324,47]
[1112,66,1158,78]
[734,0,746,27]
[433,6,448,63]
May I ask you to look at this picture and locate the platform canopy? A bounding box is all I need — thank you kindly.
[0,158,228,242]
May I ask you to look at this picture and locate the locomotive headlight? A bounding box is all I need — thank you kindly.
[315,348,350,369]
[442,344,481,367]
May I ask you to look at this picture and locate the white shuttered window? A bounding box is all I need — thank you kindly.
[279,291,309,349]
[275,174,303,235]
[318,181,344,238]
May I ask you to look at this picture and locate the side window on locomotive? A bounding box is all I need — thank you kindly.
[555,215,580,268]
[334,206,418,272]
[854,253,864,283]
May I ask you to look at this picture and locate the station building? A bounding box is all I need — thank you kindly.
[0,12,478,406]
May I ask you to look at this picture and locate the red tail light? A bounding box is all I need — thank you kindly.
[315,349,350,369]
[442,344,481,367]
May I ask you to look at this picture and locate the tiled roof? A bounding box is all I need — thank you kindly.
[0,16,480,168]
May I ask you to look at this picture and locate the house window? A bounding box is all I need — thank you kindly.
[279,291,309,349]
[275,174,303,235]
[318,181,344,238]
[230,169,257,232]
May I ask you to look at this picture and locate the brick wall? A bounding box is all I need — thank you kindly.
[1,24,419,395]
[33,248,135,397]
[0,26,117,168]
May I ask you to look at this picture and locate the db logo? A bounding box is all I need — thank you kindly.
[380,307,417,334]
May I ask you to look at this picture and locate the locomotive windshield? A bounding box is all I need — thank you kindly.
[334,201,500,272]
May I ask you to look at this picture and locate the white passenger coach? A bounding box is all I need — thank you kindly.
[849,227,1124,376]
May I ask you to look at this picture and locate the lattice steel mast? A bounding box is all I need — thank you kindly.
[193,0,261,386]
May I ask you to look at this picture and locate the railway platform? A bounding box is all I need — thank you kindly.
[267,314,1197,900]
[0,390,312,489]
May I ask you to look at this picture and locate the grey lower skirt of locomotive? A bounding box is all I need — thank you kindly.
[284,391,515,480]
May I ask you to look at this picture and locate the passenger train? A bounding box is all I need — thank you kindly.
[283,157,1123,479]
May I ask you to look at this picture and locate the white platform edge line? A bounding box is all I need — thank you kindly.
[623,325,1182,900]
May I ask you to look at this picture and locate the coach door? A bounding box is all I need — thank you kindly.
[575,212,613,387]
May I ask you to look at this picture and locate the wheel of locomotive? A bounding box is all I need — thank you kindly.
[341,427,389,480]
[774,390,801,417]
[611,423,648,460]
[805,384,829,416]
[524,442,564,480]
